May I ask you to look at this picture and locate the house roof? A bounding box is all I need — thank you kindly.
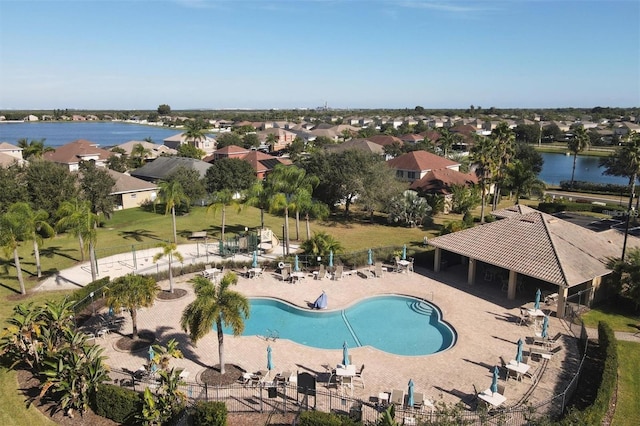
[130,156,212,181]
[106,169,158,194]
[491,205,539,218]
[326,138,385,155]
[409,168,478,194]
[366,135,404,147]
[215,145,251,155]
[241,151,291,173]
[420,130,441,142]
[43,139,113,164]
[428,209,640,288]
[0,152,21,167]
[0,142,21,151]
[399,134,424,143]
[116,141,176,157]
[387,150,459,172]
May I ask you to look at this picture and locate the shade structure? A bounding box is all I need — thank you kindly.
[516,338,524,364]
[329,250,334,268]
[252,250,258,268]
[534,288,541,310]
[148,346,155,362]
[491,366,499,394]
[313,291,328,309]
[294,255,300,272]
[267,345,274,371]
[541,315,549,338]
[368,249,373,266]
[402,244,407,260]
[407,379,415,407]
[342,341,350,366]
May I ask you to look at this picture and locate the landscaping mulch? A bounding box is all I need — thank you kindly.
[114,330,156,352]
[156,288,187,300]
[199,364,246,386]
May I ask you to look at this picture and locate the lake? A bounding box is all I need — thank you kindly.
[0,121,184,148]
[538,152,627,187]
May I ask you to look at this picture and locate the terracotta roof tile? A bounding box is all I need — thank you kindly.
[43,139,113,164]
[387,150,459,172]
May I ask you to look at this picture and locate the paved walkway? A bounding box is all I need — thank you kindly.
[36,244,585,417]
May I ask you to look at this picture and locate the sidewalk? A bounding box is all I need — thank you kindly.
[35,241,294,292]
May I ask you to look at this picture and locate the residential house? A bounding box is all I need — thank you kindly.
[0,142,25,166]
[212,145,252,160]
[409,168,479,213]
[163,132,216,157]
[257,128,297,151]
[116,140,177,160]
[240,150,292,180]
[106,169,159,210]
[386,150,460,183]
[130,156,212,182]
[366,135,404,148]
[399,134,424,144]
[325,138,385,156]
[43,139,114,171]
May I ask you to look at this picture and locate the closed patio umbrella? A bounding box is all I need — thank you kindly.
[252,250,258,268]
[329,250,333,268]
[267,345,274,371]
[542,315,549,338]
[313,291,328,309]
[342,341,350,366]
[491,366,499,394]
[402,244,407,260]
[534,288,541,310]
[516,338,524,364]
[148,346,155,362]
[294,255,300,272]
[407,379,415,407]
[368,249,373,266]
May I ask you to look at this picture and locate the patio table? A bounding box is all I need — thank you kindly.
[478,389,506,407]
[506,360,530,381]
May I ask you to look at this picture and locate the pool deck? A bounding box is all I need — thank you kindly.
[91,263,581,415]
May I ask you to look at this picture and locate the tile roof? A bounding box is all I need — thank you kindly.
[428,209,640,287]
[130,156,212,181]
[326,138,384,155]
[409,168,478,194]
[106,169,158,194]
[366,135,404,147]
[386,150,459,172]
[43,139,113,164]
[241,151,291,173]
[0,142,21,150]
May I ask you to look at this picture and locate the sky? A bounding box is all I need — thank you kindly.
[0,0,638,110]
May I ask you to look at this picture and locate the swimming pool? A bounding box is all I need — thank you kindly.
[223,295,456,356]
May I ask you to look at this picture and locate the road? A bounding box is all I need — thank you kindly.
[544,190,631,207]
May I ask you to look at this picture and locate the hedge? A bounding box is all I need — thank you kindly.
[71,276,110,313]
[192,401,227,426]
[90,383,142,424]
[537,202,626,215]
[298,410,360,426]
[559,180,630,195]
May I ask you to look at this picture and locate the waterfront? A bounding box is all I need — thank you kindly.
[538,152,627,187]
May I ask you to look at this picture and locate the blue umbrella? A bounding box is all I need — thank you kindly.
[534,288,541,311]
[542,315,549,338]
[313,291,328,309]
[342,341,350,366]
[402,244,407,260]
[252,250,258,268]
[516,338,524,364]
[148,346,155,362]
[329,250,333,268]
[367,249,373,266]
[491,366,499,394]
[407,379,415,407]
[267,345,274,371]
[294,255,300,272]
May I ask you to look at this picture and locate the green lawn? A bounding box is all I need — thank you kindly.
[581,305,640,333]
[612,341,640,426]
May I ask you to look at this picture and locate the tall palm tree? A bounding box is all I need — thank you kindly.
[244,181,272,230]
[504,160,546,204]
[56,199,99,281]
[8,202,54,278]
[437,128,456,157]
[130,143,151,168]
[265,133,278,152]
[0,211,28,294]
[155,180,190,244]
[183,119,208,148]
[105,274,160,339]
[180,273,249,375]
[490,122,516,210]
[153,242,184,294]
[470,135,497,223]
[266,165,319,255]
[568,125,590,189]
[207,189,241,243]
[17,138,54,159]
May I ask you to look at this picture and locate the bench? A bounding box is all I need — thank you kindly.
[190,231,207,239]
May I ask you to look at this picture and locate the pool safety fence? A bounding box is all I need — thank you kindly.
[108,358,588,425]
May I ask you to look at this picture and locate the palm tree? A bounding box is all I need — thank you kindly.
[265,133,278,152]
[437,129,456,157]
[17,138,54,159]
[300,231,343,261]
[0,210,28,294]
[567,125,590,189]
[490,122,516,210]
[244,181,272,230]
[105,274,160,339]
[183,119,208,149]
[155,180,190,244]
[504,160,546,204]
[8,202,54,278]
[207,189,241,243]
[130,143,151,168]
[470,135,497,223]
[180,273,249,375]
[56,199,99,281]
[266,164,319,255]
[153,242,184,294]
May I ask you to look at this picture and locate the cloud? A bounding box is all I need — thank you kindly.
[395,0,500,14]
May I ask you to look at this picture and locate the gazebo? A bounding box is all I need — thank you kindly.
[428,206,639,318]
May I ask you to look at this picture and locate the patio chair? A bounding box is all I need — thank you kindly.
[316,264,326,280]
[280,268,290,282]
[497,384,505,396]
[334,265,344,280]
[411,392,424,409]
[407,257,414,273]
[524,364,540,384]
[390,389,404,406]
[374,262,384,278]
[518,308,530,326]
[394,256,402,273]
[353,364,365,388]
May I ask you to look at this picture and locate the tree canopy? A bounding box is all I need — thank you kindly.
[204,158,256,194]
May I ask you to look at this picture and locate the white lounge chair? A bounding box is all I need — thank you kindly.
[333,265,344,280]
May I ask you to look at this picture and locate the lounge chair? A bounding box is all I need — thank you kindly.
[316,264,326,280]
[280,268,290,282]
[374,262,384,278]
[353,364,365,388]
[334,265,344,280]
[407,257,414,273]
[390,389,404,406]
[523,363,540,384]
[497,384,505,396]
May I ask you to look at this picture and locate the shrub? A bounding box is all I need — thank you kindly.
[91,383,141,425]
[71,276,110,313]
[192,401,227,426]
[298,410,343,426]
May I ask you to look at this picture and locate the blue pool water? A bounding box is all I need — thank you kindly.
[223,295,456,356]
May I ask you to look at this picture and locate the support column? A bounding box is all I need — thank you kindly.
[434,248,442,273]
[556,287,568,319]
[507,270,517,300]
[586,276,602,306]
[467,258,476,285]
